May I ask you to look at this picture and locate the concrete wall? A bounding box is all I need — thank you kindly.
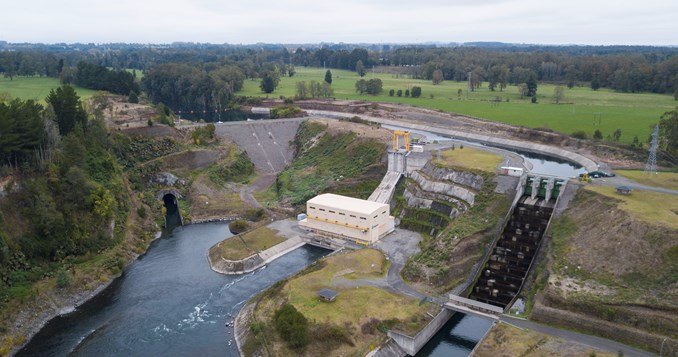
[387,309,454,356]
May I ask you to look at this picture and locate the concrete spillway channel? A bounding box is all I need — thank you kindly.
[469,176,565,309]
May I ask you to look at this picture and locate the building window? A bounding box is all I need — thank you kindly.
[339,212,345,216]
[373,215,378,219]
[319,208,326,211]
[329,210,336,213]
[360,217,367,220]
[382,211,386,215]
[350,215,356,218]
[310,206,316,209]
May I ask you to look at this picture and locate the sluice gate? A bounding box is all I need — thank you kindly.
[468,176,565,309]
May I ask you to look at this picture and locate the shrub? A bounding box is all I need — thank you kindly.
[405,89,410,97]
[411,86,422,98]
[388,89,395,96]
[274,304,309,349]
[55,270,71,289]
[128,91,139,104]
[283,97,294,104]
[245,208,266,222]
[531,95,538,103]
[147,119,153,127]
[270,104,302,119]
[571,131,588,140]
[136,206,147,219]
[593,129,603,140]
[229,219,250,234]
[397,89,403,97]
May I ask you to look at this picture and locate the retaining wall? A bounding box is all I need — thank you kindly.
[387,309,455,356]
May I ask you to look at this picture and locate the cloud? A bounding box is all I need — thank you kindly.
[1,0,676,45]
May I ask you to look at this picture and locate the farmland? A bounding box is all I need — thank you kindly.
[241,67,676,144]
[0,76,96,103]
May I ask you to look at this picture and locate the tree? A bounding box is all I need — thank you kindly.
[274,304,308,349]
[397,89,403,97]
[128,91,139,104]
[612,128,622,142]
[593,129,603,140]
[389,89,395,96]
[432,69,443,85]
[658,107,678,156]
[526,76,538,97]
[405,89,410,97]
[411,86,422,98]
[288,65,296,77]
[46,85,88,136]
[366,79,383,95]
[324,69,332,84]
[295,81,308,99]
[355,60,366,77]
[260,71,280,93]
[553,86,565,104]
[457,88,463,100]
[518,83,529,98]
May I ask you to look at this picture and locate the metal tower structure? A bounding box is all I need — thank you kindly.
[644,125,659,175]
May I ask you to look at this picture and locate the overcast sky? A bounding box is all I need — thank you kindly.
[2,0,676,45]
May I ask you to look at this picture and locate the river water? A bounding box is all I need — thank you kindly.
[18,222,330,356]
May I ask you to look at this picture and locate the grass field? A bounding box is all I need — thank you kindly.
[241,67,676,144]
[585,185,678,229]
[0,76,96,103]
[212,226,285,260]
[434,146,503,172]
[617,170,678,190]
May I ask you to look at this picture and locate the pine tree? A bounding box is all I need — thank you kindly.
[324,70,332,84]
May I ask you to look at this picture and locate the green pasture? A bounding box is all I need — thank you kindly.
[0,76,96,103]
[241,67,676,144]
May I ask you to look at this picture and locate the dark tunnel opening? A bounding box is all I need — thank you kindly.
[163,193,182,230]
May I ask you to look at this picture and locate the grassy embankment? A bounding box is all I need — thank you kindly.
[241,67,675,144]
[244,249,438,357]
[262,120,386,208]
[474,322,616,357]
[210,226,285,261]
[525,186,678,353]
[617,170,678,191]
[401,147,512,293]
[0,76,96,103]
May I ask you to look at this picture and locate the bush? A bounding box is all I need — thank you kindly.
[405,89,410,97]
[411,86,422,98]
[571,131,588,139]
[136,206,147,219]
[55,270,71,289]
[128,91,139,104]
[229,219,250,234]
[274,304,309,349]
[593,129,603,140]
[283,97,294,104]
[397,89,403,97]
[245,208,266,222]
[531,95,538,103]
[147,119,153,127]
[270,104,302,119]
[388,89,395,97]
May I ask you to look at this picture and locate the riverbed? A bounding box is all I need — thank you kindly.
[18,222,330,356]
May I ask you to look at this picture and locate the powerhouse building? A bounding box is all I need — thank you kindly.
[299,193,395,244]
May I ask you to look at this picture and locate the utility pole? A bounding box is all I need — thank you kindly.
[644,125,659,175]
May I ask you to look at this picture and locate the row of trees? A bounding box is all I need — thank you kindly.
[71,62,140,95]
[295,80,333,99]
[141,63,245,113]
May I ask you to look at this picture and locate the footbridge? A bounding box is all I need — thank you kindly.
[444,294,504,320]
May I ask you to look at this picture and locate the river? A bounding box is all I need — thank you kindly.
[18,222,330,356]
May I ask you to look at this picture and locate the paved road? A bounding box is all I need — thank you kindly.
[500,316,654,357]
[592,175,678,195]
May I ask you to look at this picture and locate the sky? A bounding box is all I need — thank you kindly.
[1,0,677,45]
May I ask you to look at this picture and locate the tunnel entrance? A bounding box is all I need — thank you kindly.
[163,193,182,230]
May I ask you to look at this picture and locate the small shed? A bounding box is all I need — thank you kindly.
[317,288,339,302]
[616,186,633,195]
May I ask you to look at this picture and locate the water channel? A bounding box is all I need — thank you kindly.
[18,223,330,356]
[20,124,582,356]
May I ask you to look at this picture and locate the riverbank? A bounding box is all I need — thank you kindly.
[6,229,162,356]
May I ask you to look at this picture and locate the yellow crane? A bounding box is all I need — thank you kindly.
[393,130,411,152]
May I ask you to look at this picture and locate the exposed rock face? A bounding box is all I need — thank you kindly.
[420,162,485,191]
[403,181,465,218]
[410,170,476,206]
[153,172,185,186]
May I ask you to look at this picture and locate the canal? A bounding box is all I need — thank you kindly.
[18,222,330,356]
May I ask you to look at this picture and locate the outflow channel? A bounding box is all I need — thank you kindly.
[18,222,330,356]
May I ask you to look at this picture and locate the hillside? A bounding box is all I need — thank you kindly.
[528,187,678,354]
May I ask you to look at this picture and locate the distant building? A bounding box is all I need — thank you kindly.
[500,166,524,177]
[299,193,395,245]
